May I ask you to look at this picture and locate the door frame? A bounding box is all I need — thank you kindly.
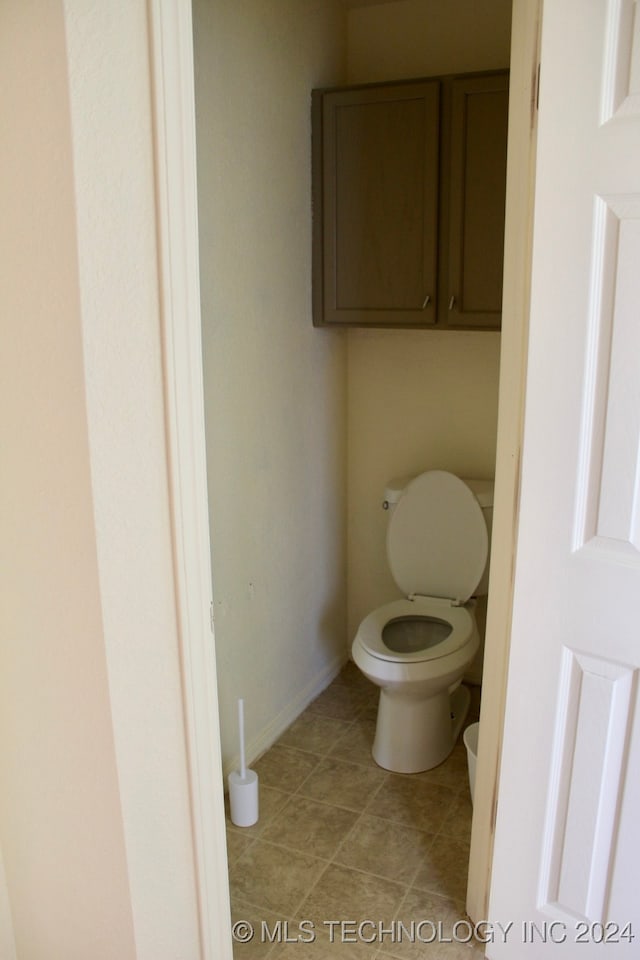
[150,0,541,953]
[467,0,542,922]
[148,2,232,957]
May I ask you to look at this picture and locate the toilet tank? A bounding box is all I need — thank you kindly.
[382,476,414,510]
[382,473,494,596]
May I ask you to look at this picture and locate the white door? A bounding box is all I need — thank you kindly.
[488,0,640,957]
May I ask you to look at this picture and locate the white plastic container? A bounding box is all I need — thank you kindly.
[228,699,259,826]
[463,722,480,805]
[228,768,259,827]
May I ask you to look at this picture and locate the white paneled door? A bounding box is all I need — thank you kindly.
[488,0,640,957]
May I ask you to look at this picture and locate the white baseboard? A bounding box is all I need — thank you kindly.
[222,651,348,782]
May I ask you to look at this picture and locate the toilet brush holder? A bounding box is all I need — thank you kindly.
[228,768,259,826]
[228,698,259,827]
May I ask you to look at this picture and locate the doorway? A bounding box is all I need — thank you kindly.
[156,0,539,956]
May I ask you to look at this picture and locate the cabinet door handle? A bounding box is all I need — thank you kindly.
[422,294,431,309]
[448,295,456,310]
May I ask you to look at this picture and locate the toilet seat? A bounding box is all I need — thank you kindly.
[387,471,488,603]
[356,597,474,664]
[356,472,486,667]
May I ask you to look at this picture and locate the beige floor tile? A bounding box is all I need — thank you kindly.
[276,919,373,958]
[412,743,469,794]
[229,839,326,917]
[252,744,321,793]
[226,829,255,866]
[261,794,359,859]
[225,667,477,959]
[297,756,388,812]
[378,888,465,959]
[382,943,484,960]
[365,776,455,833]
[412,836,471,902]
[333,660,376,693]
[307,682,373,721]
[279,711,354,755]
[230,898,283,960]
[226,784,289,839]
[329,719,379,768]
[423,939,486,960]
[335,815,434,885]
[438,793,473,843]
[357,700,380,723]
[299,862,407,931]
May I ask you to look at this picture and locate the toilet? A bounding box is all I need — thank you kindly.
[352,470,494,774]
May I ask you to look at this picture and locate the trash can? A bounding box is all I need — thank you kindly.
[463,722,480,805]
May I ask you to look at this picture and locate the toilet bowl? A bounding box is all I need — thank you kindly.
[352,470,491,774]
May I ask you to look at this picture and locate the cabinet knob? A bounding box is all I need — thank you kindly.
[421,294,431,309]
[449,295,456,310]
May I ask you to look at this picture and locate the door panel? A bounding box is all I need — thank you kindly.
[489,0,640,955]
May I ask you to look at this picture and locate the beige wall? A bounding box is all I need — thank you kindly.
[347,0,512,82]
[194,0,349,768]
[0,2,136,954]
[0,1,202,955]
[347,330,501,631]
[345,0,511,636]
[194,0,513,760]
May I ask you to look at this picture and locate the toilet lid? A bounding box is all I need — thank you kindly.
[387,470,488,603]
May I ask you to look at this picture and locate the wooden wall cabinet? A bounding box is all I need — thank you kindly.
[312,71,509,330]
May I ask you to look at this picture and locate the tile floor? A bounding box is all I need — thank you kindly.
[225,662,483,959]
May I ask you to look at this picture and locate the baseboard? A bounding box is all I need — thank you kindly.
[222,651,348,782]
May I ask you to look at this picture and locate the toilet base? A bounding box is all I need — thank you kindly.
[372,683,471,773]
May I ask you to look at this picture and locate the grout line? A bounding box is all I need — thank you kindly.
[289,791,382,816]
[360,767,390,814]
[225,832,259,868]
[235,835,334,867]
[229,892,298,921]
[289,856,333,919]
[326,804,365,867]
[290,761,323,797]
[330,857,416,893]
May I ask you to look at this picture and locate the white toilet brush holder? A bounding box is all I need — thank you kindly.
[228,698,259,827]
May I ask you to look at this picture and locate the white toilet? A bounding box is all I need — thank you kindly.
[352,470,494,774]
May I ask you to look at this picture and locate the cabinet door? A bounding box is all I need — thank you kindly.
[443,72,509,329]
[314,81,440,327]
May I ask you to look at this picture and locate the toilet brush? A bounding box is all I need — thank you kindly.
[228,698,259,827]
